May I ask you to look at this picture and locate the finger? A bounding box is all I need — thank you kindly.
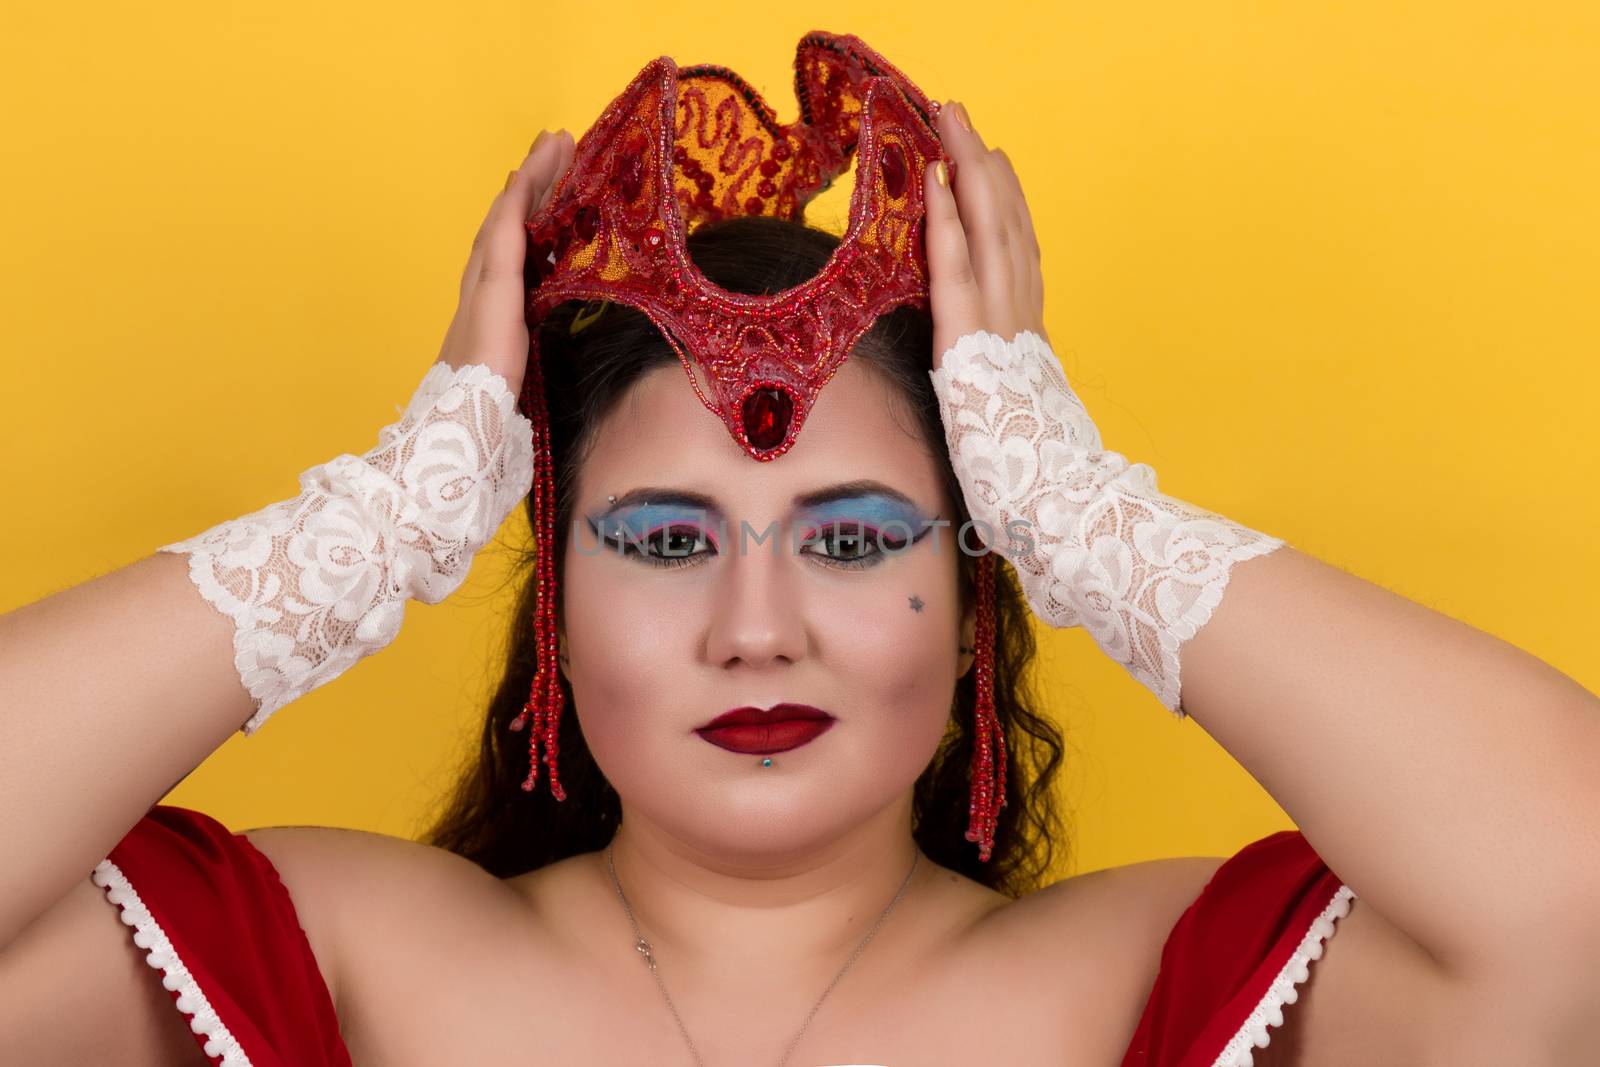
[508,128,574,219]
[992,147,1041,260]
[923,155,984,371]
[462,131,573,370]
[983,151,1030,334]
[455,130,563,308]
[465,133,552,266]
[938,102,1017,339]
[440,131,564,368]
[991,147,1044,337]
[438,164,521,366]
[989,150,1027,294]
[1009,155,1049,344]
[531,132,574,216]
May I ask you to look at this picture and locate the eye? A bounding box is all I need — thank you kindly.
[607,524,715,569]
[803,521,909,570]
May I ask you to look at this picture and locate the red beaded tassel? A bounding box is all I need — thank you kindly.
[508,352,567,801]
[963,551,1006,862]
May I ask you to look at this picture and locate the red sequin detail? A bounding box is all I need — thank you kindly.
[963,553,1005,862]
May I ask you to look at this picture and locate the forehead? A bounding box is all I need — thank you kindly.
[576,356,947,513]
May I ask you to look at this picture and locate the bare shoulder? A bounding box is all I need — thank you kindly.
[968,855,1226,1062]
[991,854,1485,1066]
[998,853,1227,959]
[1033,853,1228,924]
[240,823,526,1018]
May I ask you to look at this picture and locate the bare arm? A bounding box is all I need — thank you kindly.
[1179,546,1600,983]
[922,97,1600,1050]
[0,128,569,959]
[0,550,252,950]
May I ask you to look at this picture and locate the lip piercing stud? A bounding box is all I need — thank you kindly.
[761,758,773,768]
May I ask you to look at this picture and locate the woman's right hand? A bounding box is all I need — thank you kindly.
[435,128,575,398]
[139,136,577,736]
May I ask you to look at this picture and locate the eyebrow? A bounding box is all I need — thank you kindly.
[595,479,926,516]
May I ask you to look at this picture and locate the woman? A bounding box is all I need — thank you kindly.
[3,45,1597,1066]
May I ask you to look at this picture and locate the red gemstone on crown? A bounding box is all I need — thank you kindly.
[742,387,793,451]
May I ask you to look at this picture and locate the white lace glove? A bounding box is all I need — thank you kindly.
[159,361,536,734]
[929,330,1285,717]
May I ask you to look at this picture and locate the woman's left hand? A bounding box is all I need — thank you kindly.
[434,128,575,397]
[923,100,1050,370]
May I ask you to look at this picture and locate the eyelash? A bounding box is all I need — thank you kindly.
[606,525,711,569]
[606,523,909,570]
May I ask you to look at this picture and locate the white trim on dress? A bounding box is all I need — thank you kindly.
[92,857,254,1067]
[1210,883,1358,1067]
[86,850,1352,1067]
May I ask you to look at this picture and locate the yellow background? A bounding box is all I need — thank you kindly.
[3,3,1595,880]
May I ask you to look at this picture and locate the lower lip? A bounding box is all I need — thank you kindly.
[696,718,836,755]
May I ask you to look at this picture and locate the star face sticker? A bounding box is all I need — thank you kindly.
[908,594,924,613]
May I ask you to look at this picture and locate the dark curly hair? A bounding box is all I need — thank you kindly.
[422,213,1071,899]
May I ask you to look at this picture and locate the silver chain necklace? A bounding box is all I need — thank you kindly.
[604,838,921,1067]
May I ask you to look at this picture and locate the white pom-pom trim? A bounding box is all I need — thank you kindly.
[1210,883,1357,1067]
[91,858,254,1067]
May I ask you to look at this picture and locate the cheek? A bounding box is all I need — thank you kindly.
[823,550,963,745]
[557,546,695,761]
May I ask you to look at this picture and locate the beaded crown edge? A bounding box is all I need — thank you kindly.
[518,30,951,461]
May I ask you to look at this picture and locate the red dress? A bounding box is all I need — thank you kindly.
[94,805,1355,1067]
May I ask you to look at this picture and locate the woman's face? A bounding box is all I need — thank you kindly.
[559,355,975,862]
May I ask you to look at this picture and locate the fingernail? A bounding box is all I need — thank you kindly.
[529,130,548,154]
[954,102,973,133]
[504,169,517,190]
[934,159,948,187]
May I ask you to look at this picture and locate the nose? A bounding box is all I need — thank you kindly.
[702,530,810,670]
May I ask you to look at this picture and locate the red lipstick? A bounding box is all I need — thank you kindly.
[695,703,836,755]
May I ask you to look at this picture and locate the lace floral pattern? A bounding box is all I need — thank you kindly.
[159,362,535,734]
[928,330,1285,716]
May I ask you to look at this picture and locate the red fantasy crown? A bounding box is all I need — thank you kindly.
[511,31,1006,861]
